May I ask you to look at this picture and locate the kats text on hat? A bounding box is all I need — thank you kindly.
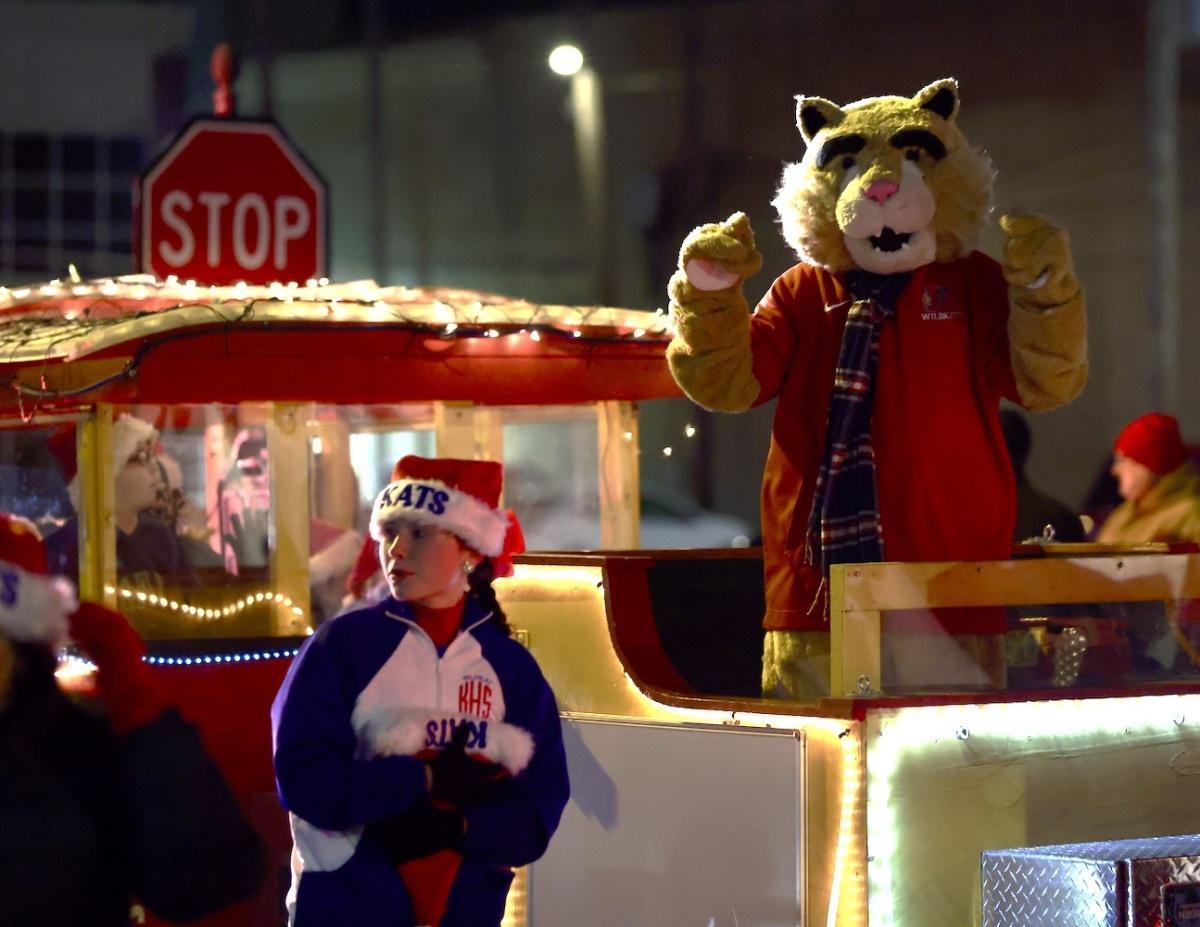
[1114,412,1187,476]
[0,513,77,647]
[370,456,513,558]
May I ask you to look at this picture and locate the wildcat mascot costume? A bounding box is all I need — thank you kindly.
[667,79,1087,697]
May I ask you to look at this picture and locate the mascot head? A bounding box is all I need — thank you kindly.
[773,78,994,275]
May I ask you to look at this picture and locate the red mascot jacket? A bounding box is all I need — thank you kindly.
[753,252,1018,633]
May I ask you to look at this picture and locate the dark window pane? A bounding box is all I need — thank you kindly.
[14,244,47,272]
[15,189,48,222]
[63,190,94,222]
[110,191,132,222]
[90,251,130,277]
[109,137,143,174]
[61,136,95,173]
[15,220,49,243]
[13,134,49,172]
[63,221,96,250]
[109,223,132,248]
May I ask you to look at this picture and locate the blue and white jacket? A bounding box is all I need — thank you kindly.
[271,596,569,927]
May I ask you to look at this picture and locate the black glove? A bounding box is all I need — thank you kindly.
[367,801,465,865]
[428,723,509,809]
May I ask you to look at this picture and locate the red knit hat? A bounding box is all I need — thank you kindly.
[0,513,76,646]
[1114,412,1186,476]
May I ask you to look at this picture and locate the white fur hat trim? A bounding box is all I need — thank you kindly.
[0,559,77,648]
[67,414,159,510]
[369,478,508,558]
[111,414,158,468]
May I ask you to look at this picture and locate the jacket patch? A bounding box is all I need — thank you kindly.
[360,705,535,776]
[457,676,493,717]
[920,285,964,321]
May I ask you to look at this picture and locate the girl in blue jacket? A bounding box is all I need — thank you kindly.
[272,455,569,927]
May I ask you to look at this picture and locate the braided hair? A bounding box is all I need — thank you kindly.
[466,559,511,637]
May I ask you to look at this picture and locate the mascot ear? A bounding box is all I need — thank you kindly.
[796,96,846,145]
[914,78,960,122]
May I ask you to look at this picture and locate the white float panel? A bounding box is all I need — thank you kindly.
[529,716,805,927]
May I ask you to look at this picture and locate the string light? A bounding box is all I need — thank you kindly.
[58,646,299,678]
[684,424,696,438]
[144,647,299,666]
[662,446,673,457]
[0,274,672,385]
[103,583,306,623]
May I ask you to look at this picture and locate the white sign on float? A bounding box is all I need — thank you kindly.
[157,191,312,271]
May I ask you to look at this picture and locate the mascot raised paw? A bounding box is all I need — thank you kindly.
[666,78,1087,698]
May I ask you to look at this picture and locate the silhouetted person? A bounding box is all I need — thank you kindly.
[1000,410,1084,542]
[0,513,264,926]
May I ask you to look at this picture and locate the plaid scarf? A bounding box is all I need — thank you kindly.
[803,269,912,575]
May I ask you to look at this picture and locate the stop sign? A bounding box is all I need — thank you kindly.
[138,118,327,285]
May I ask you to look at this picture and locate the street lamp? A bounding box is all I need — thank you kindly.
[548,44,584,77]
[549,44,608,303]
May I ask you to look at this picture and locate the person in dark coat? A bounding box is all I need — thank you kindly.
[0,512,264,926]
[1000,409,1085,542]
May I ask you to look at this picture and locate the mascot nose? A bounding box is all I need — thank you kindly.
[864,179,899,203]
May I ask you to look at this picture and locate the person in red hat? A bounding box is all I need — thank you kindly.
[0,513,264,926]
[272,455,569,927]
[1097,412,1200,544]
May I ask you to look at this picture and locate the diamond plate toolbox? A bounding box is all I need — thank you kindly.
[981,834,1200,927]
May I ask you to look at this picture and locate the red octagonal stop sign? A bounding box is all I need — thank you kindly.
[138,118,328,285]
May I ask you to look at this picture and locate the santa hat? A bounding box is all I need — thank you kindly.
[66,414,159,510]
[347,458,526,599]
[111,414,158,468]
[46,424,78,483]
[309,519,363,586]
[368,456,524,572]
[1114,412,1186,476]
[0,513,77,648]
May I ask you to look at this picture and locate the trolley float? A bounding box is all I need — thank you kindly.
[2,276,1199,927]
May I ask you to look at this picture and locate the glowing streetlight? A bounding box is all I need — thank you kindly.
[548,42,609,302]
[548,44,584,77]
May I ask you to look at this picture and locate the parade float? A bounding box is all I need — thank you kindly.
[4,59,1199,927]
[3,272,1200,927]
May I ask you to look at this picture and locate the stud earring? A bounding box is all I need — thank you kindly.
[462,561,474,575]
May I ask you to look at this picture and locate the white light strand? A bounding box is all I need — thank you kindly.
[0,273,674,372]
[104,584,305,622]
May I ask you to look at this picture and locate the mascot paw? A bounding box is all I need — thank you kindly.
[685,258,741,292]
[679,212,763,289]
[999,213,1078,305]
